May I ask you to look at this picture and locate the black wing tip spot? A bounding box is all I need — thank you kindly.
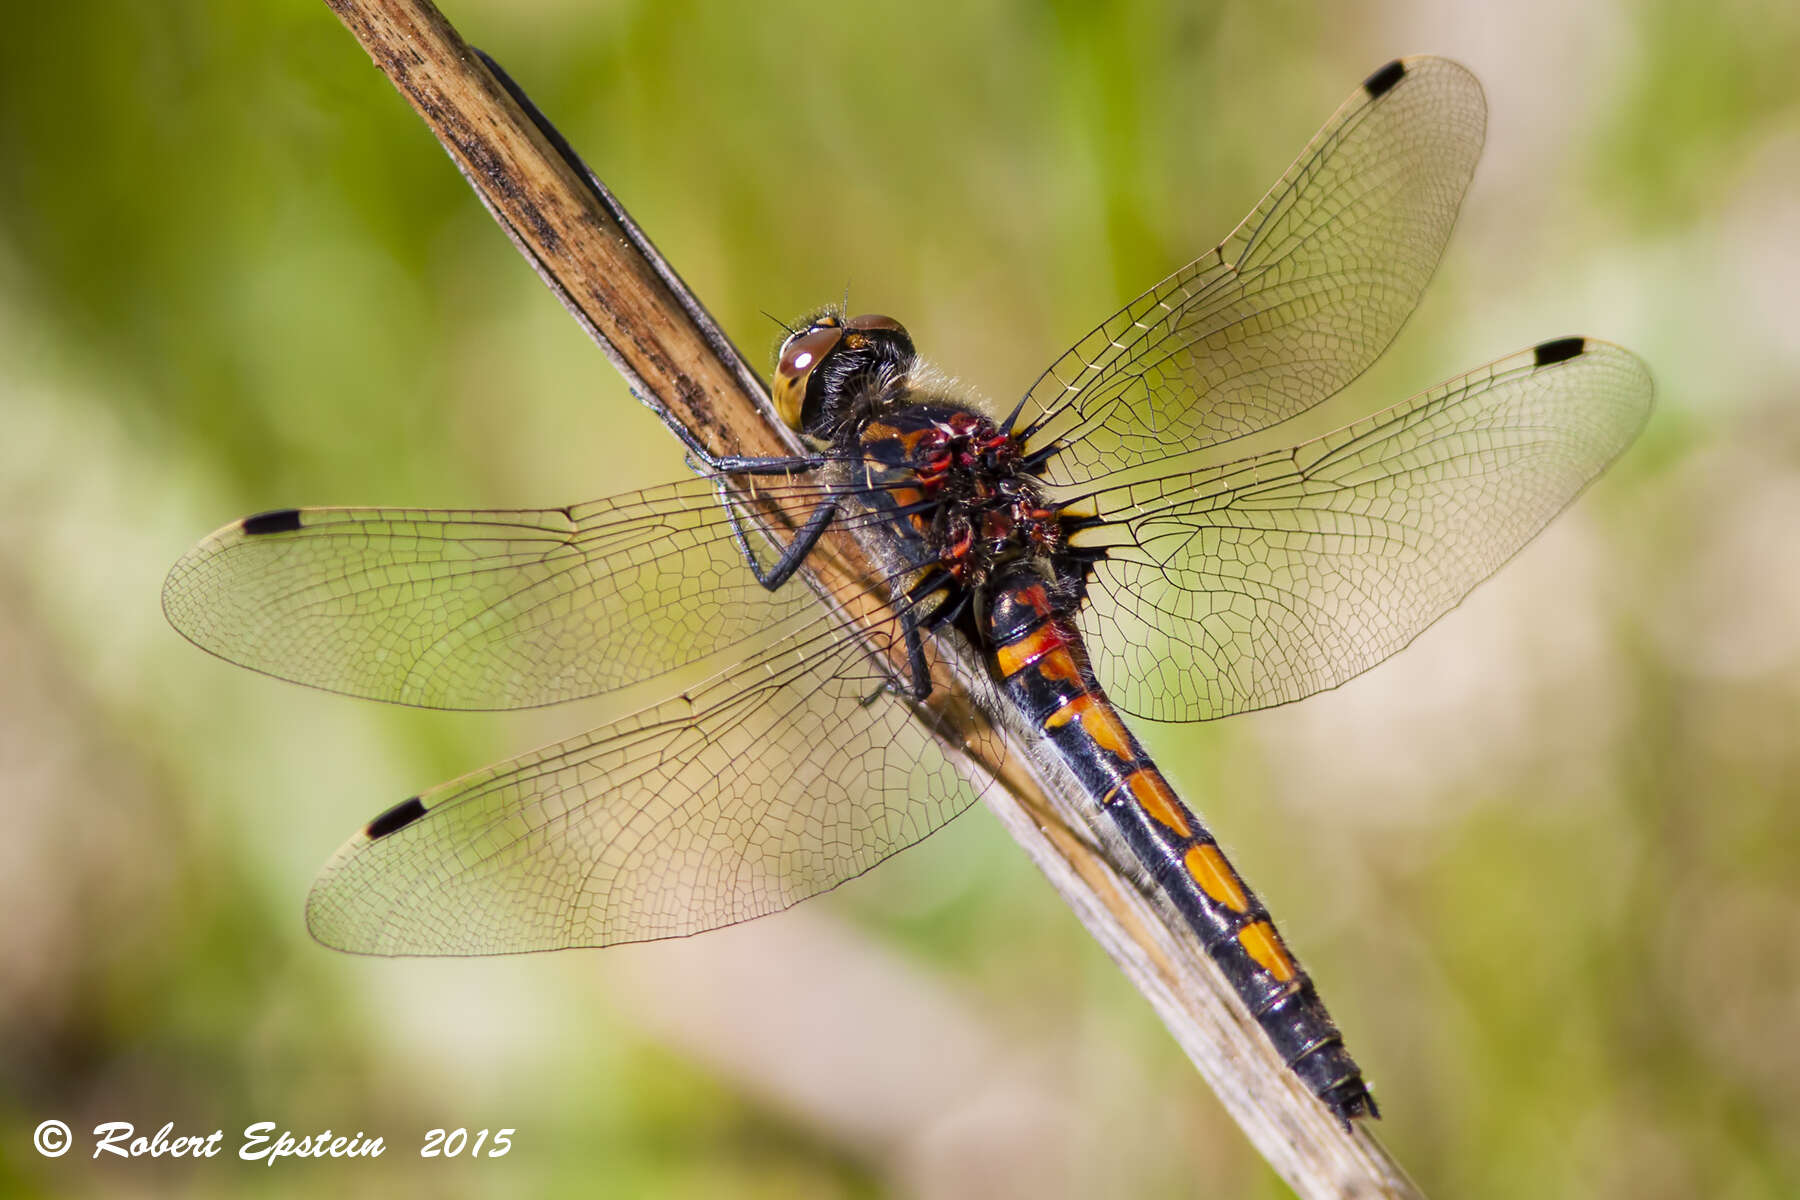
[1533,336,1587,367]
[1363,59,1406,98]
[365,796,427,840]
[242,508,303,536]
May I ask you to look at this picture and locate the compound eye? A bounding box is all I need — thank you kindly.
[772,324,844,431]
[845,313,907,336]
[844,313,914,361]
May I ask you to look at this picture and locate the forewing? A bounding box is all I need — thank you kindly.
[1017,56,1486,482]
[305,606,997,954]
[161,476,838,710]
[1072,339,1652,722]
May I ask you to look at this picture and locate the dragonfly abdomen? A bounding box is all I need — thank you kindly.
[983,568,1378,1126]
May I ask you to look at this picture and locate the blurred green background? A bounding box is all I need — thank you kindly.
[2,0,1796,1196]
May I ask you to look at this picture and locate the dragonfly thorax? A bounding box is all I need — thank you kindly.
[855,400,1070,612]
[775,309,1073,602]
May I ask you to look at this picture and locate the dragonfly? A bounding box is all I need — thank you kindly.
[163,55,1652,1126]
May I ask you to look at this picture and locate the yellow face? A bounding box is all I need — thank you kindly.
[771,315,843,431]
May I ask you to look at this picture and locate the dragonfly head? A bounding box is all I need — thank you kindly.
[774,312,915,437]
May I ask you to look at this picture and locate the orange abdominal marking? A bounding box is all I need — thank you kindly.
[1183,843,1249,912]
[1238,921,1298,982]
[1043,691,1094,730]
[1014,584,1053,614]
[995,623,1071,677]
[1039,681,1134,759]
[1124,770,1192,838]
[1081,699,1133,760]
[1037,647,1081,684]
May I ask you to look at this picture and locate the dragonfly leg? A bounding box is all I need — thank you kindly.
[720,492,838,590]
[689,445,824,475]
[898,605,932,701]
[855,604,934,707]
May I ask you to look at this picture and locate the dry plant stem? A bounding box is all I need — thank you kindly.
[322,2,1428,1196]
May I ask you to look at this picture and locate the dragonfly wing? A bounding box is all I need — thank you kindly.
[162,475,839,710]
[305,605,997,954]
[1071,339,1653,722]
[1018,56,1486,483]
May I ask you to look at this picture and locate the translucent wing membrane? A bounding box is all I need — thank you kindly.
[305,606,997,954]
[163,475,875,710]
[1072,339,1653,722]
[1017,56,1485,483]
